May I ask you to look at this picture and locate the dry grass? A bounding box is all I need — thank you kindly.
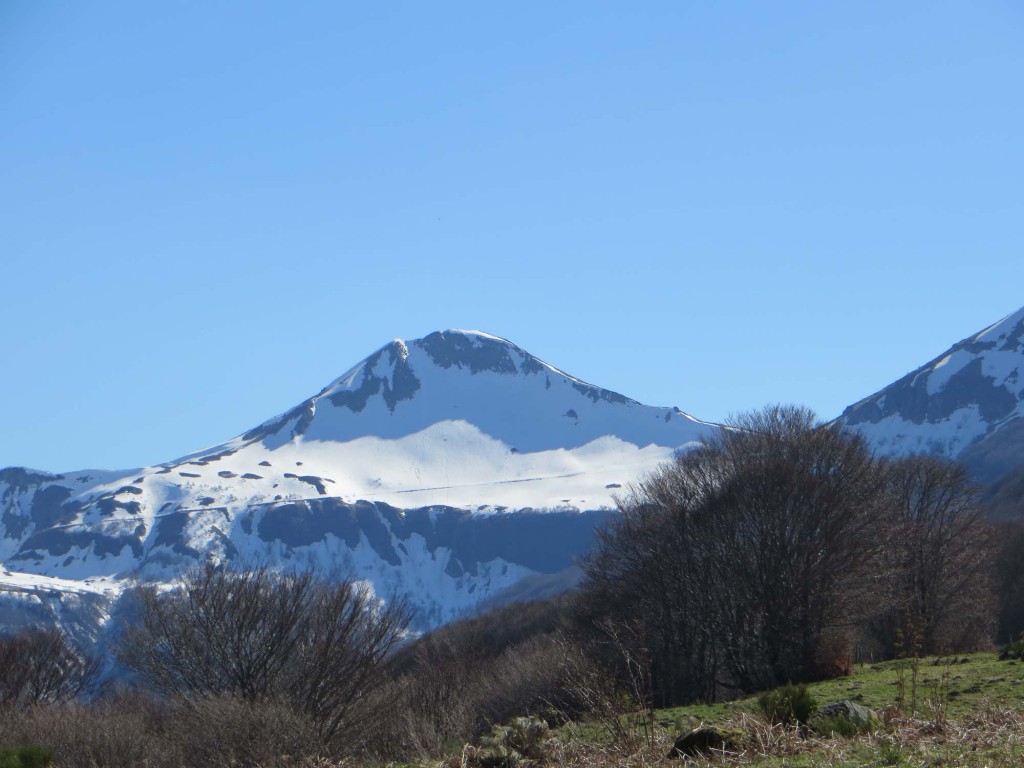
[426,701,1024,768]
[6,653,1024,767]
[535,704,1024,767]
[10,702,1024,768]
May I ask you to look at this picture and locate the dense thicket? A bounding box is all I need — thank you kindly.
[578,405,997,707]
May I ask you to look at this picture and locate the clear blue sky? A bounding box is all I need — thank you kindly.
[3,1,1022,472]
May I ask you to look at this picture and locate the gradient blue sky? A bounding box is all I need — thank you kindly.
[3,1,1022,472]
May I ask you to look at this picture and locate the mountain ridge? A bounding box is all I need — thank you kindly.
[4,311,1024,647]
[0,329,718,639]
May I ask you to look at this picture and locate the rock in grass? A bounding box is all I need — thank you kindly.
[667,726,739,758]
[817,699,877,726]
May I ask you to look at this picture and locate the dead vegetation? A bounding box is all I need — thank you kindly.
[434,704,1024,768]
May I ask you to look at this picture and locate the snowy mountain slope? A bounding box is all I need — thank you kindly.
[839,305,1024,461]
[0,330,717,635]
[0,567,114,643]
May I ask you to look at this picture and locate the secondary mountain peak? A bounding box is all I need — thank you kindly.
[840,304,1024,458]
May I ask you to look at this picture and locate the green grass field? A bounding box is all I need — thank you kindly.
[479,653,1024,768]
[659,652,1024,727]
[639,653,1024,766]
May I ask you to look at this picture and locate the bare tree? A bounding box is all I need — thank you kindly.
[119,565,317,700]
[581,405,893,703]
[287,579,413,742]
[579,470,721,704]
[0,627,98,706]
[880,455,995,654]
[707,406,890,687]
[117,562,410,749]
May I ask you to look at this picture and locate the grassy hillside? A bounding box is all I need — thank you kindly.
[443,653,1024,768]
[648,653,1024,767]
[661,652,1023,725]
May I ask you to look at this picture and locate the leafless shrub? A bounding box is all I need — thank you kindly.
[481,633,578,726]
[381,625,485,757]
[0,691,329,768]
[166,694,324,768]
[117,561,411,755]
[0,698,155,768]
[370,636,575,761]
[118,565,319,700]
[0,627,98,707]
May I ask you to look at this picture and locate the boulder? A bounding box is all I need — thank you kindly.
[817,699,877,726]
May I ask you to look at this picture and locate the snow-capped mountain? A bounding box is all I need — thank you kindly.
[840,305,1024,486]
[0,330,717,638]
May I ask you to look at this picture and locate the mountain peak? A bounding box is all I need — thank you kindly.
[234,330,710,458]
[325,331,534,391]
[841,304,1024,457]
[0,329,718,627]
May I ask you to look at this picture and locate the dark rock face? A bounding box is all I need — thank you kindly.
[282,474,329,495]
[0,509,28,540]
[572,380,632,406]
[418,331,519,374]
[242,399,316,441]
[382,353,421,410]
[256,499,613,576]
[417,330,638,408]
[327,341,421,414]
[12,527,144,561]
[1,479,79,545]
[151,511,202,559]
[0,468,62,491]
[29,485,74,529]
[844,358,1019,429]
[326,378,378,414]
